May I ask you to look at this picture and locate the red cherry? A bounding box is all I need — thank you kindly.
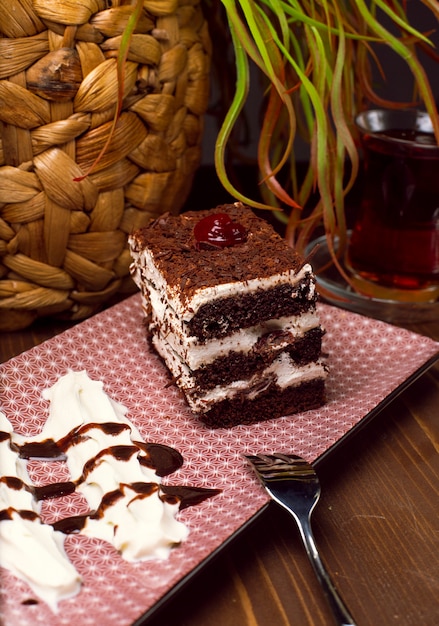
[194,213,247,249]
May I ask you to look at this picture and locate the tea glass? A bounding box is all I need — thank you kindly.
[346,109,439,302]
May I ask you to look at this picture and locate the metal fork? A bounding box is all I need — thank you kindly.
[245,453,357,626]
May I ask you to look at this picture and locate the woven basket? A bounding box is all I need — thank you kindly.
[0,0,211,331]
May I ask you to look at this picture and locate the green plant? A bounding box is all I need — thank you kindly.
[93,0,438,295]
[208,0,439,288]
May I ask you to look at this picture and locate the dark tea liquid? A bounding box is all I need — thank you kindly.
[347,128,439,289]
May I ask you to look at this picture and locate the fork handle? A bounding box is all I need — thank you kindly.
[294,514,357,626]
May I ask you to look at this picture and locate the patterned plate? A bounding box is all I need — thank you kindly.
[1,294,438,626]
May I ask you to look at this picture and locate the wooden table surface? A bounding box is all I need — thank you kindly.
[1,308,438,626]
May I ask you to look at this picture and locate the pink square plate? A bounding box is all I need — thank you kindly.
[1,294,438,626]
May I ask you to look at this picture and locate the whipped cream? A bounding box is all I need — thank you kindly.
[0,412,81,612]
[0,370,200,611]
[18,371,189,560]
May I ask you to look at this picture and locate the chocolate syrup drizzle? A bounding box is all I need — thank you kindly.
[1,422,221,533]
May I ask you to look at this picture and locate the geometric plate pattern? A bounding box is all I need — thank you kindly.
[1,293,438,626]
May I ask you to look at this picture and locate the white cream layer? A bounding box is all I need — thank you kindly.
[130,247,315,322]
[0,412,82,613]
[147,281,321,370]
[152,336,327,414]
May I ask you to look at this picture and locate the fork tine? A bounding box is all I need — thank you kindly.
[245,453,315,480]
[245,452,303,465]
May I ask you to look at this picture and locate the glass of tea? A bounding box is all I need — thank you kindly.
[347,109,439,298]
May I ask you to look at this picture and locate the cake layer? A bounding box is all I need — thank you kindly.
[190,327,325,390]
[187,279,316,340]
[129,204,316,329]
[131,245,314,325]
[199,379,326,428]
[146,294,322,370]
[152,333,327,416]
[152,324,324,391]
[137,270,317,344]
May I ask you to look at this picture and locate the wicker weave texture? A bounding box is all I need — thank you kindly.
[0,0,211,330]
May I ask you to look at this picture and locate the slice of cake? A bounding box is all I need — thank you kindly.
[129,202,327,428]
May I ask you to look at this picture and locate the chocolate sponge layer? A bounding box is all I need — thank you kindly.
[188,280,316,341]
[199,379,326,429]
[191,327,324,391]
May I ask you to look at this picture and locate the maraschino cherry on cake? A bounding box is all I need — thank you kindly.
[128,202,328,427]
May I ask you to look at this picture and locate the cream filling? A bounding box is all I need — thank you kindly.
[130,246,315,322]
[152,336,327,414]
[0,412,82,613]
[147,283,321,369]
[192,356,327,412]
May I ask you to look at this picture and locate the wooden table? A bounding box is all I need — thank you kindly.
[1,310,438,626]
